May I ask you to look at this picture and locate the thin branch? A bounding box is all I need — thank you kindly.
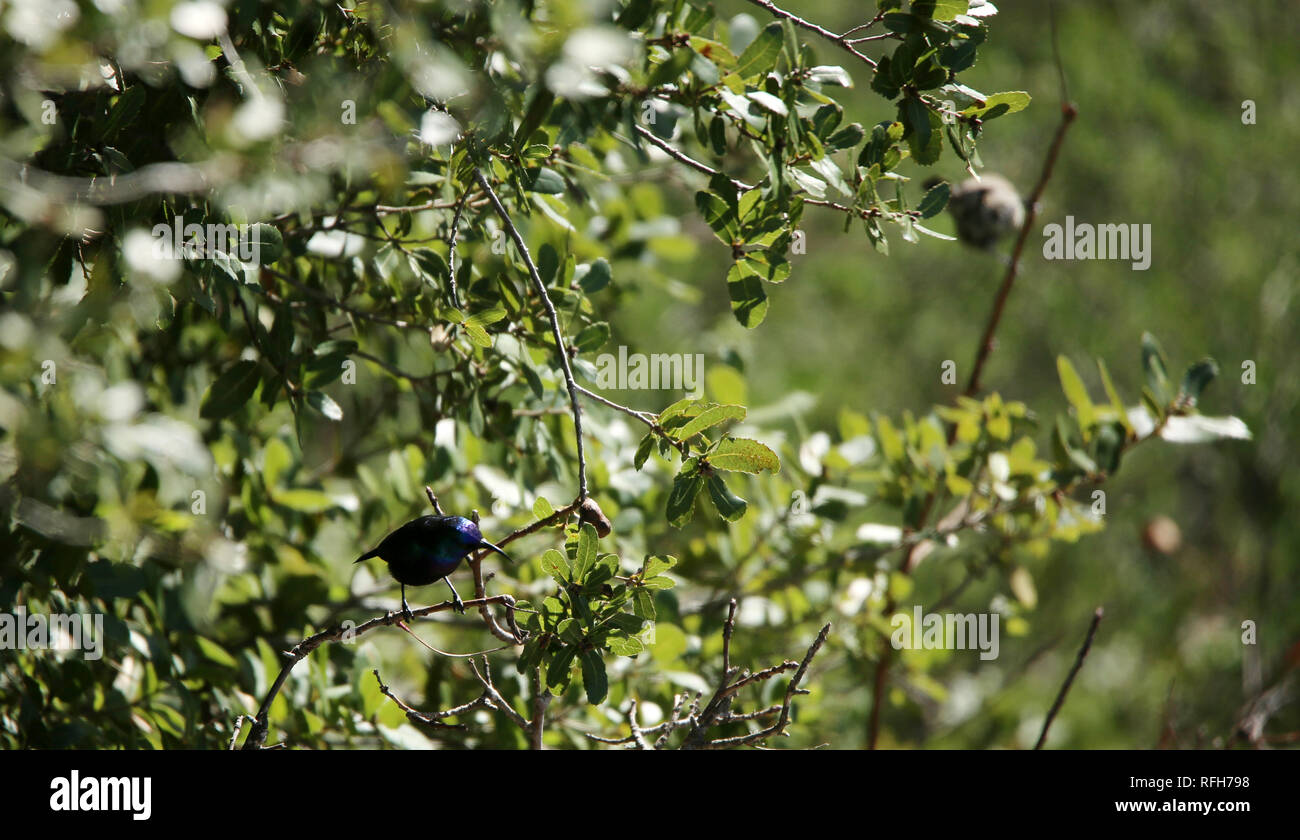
[240,593,519,749]
[632,125,753,191]
[467,656,531,732]
[474,168,588,502]
[372,669,485,730]
[963,102,1078,398]
[744,0,878,68]
[1034,607,1103,750]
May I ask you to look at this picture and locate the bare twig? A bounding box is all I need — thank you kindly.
[372,669,487,730]
[743,0,878,68]
[632,125,753,191]
[240,593,521,749]
[1034,607,1103,749]
[588,605,830,749]
[467,656,531,731]
[963,102,1078,398]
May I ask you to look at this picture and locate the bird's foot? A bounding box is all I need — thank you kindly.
[451,594,466,615]
[401,601,414,623]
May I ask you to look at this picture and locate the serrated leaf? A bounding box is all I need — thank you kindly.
[918,181,950,218]
[707,437,780,473]
[671,403,746,442]
[735,22,783,77]
[644,555,677,577]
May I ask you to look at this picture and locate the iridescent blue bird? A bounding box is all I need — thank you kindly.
[354,515,511,617]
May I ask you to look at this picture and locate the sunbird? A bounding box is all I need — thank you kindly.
[354,515,511,616]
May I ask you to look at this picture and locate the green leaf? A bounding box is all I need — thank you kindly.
[644,555,677,577]
[1056,356,1095,434]
[196,636,238,668]
[825,122,865,151]
[633,587,656,620]
[707,437,780,473]
[1180,358,1219,406]
[546,646,577,690]
[960,91,1031,121]
[578,257,612,293]
[1141,332,1171,403]
[533,496,555,519]
[573,523,598,581]
[918,181,950,218]
[641,575,676,590]
[727,262,768,329]
[408,248,449,286]
[671,403,746,441]
[200,361,261,420]
[575,322,611,353]
[540,548,569,583]
[580,649,608,704]
[633,433,654,470]
[706,474,748,521]
[695,191,739,241]
[1092,421,1124,475]
[465,304,507,328]
[1096,358,1133,435]
[912,0,969,21]
[606,636,644,657]
[735,22,783,77]
[667,466,705,527]
[527,168,566,194]
[307,391,344,421]
[274,489,335,513]
[263,438,292,488]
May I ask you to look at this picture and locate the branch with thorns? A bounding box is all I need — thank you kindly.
[587,600,831,749]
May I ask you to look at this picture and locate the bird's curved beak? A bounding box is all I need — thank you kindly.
[479,540,512,562]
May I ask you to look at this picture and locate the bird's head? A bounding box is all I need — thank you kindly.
[449,516,513,562]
